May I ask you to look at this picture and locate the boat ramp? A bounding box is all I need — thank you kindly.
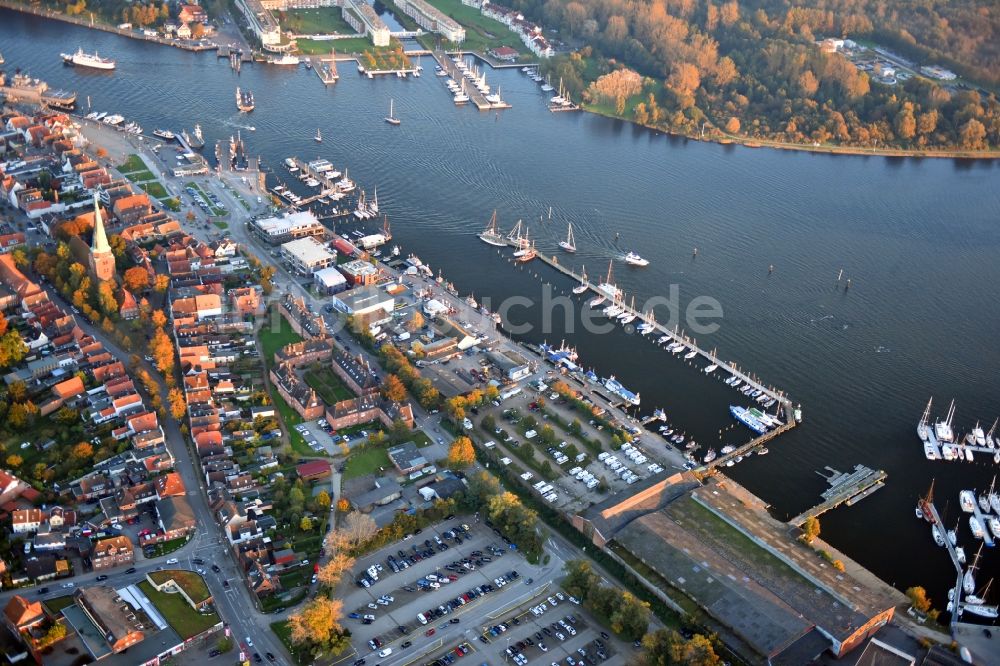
[787,465,887,527]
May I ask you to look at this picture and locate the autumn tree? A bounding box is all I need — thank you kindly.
[149,328,175,374]
[168,388,187,420]
[151,309,168,329]
[300,516,313,531]
[906,586,932,613]
[154,274,170,293]
[123,266,150,292]
[640,628,720,666]
[316,551,356,588]
[381,374,407,403]
[6,454,23,468]
[447,436,475,469]
[336,497,350,512]
[71,442,94,461]
[801,516,821,543]
[287,597,345,650]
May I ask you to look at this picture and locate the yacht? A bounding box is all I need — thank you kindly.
[932,524,945,547]
[558,222,577,253]
[624,251,649,266]
[702,448,717,463]
[970,516,985,539]
[684,350,698,360]
[588,295,606,307]
[385,98,401,125]
[315,128,322,143]
[152,129,176,140]
[960,490,976,513]
[704,364,718,374]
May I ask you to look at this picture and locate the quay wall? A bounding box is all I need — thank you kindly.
[0,0,215,51]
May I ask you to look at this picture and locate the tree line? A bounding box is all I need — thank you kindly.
[521,0,998,150]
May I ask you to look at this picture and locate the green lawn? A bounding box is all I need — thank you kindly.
[144,536,190,557]
[412,431,433,448]
[139,181,169,198]
[297,36,373,55]
[304,366,354,404]
[161,196,181,211]
[119,154,149,174]
[280,7,358,35]
[213,220,229,229]
[148,569,211,604]
[138,581,220,639]
[343,446,391,479]
[270,388,315,457]
[258,310,304,368]
[126,169,156,182]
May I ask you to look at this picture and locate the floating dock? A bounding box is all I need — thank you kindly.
[787,465,887,526]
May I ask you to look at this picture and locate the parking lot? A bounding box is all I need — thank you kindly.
[337,515,628,666]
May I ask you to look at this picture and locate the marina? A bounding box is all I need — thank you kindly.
[313,50,340,85]
[918,398,1000,465]
[432,51,510,111]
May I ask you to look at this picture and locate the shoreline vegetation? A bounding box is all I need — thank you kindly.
[7,0,999,159]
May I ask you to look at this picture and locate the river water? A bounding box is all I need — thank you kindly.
[3,9,1000,605]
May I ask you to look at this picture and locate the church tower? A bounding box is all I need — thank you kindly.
[88,192,116,282]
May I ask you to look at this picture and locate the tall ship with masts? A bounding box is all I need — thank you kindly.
[181,124,205,150]
[479,210,506,247]
[236,87,255,112]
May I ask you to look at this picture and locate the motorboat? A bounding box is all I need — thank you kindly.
[624,251,649,266]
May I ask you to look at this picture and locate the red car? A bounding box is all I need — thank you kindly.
[425,628,436,637]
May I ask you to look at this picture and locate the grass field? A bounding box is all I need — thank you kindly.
[145,536,189,558]
[297,36,373,56]
[271,388,316,457]
[44,595,76,614]
[258,310,304,368]
[280,7,358,35]
[343,445,391,479]
[305,366,354,404]
[119,153,149,174]
[139,181,169,198]
[161,196,181,211]
[270,620,311,665]
[138,581,220,639]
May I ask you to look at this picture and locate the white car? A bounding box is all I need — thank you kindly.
[165,558,179,565]
[246,637,254,648]
[378,648,392,657]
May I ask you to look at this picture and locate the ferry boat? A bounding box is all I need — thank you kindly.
[603,376,640,406]
[236,87,255,112]
[624,251,649,266]
[62,47,116,70]
[152,129,176,141]
[730,405,768,435]
[4,73,78,109]
[479,211,506,247]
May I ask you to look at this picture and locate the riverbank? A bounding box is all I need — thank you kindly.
[580,102,1000,160]
[0,0,215,51]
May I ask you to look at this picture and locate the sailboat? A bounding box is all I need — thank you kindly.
[572,265,589,294]
[315,128,322,142]
[479,210,506,247]
[964,544,983,595]
[385,99,400,125]
[559,222,577,253]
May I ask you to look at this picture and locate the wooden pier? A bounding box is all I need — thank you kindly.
[787,465,887,526]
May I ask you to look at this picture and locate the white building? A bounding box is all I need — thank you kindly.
[343,0,391,47]
[281,236,337,274]
[236,0,284,49]
[314,266,349,294]
[331,285,395,323]
[395,0,465,43]
[250,210,326,244]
